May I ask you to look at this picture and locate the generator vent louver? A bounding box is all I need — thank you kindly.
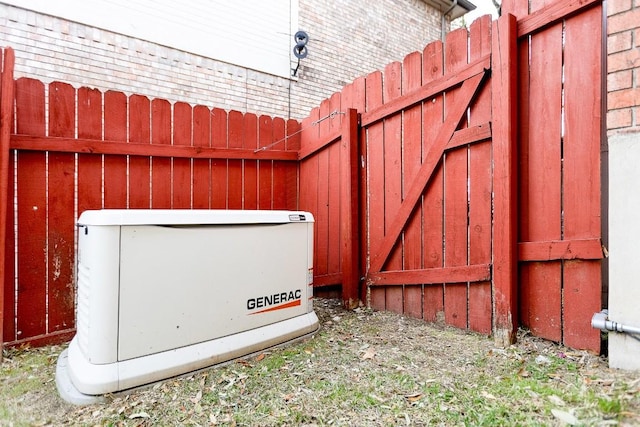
[75,262,91,357]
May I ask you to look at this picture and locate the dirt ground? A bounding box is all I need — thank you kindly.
[1,299,639,426]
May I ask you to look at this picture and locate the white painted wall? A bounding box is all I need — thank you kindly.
[608,130,640,370]
[3,0,298,78]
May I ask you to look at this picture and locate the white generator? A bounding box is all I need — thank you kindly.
[56,209,318,404]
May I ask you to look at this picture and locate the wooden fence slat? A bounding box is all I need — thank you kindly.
[0,47,14,352]
[383,61,404,313]
[15,78,47,339]
[78,88,103,214]
[468,16,493,335]
[228,111,244,209]
[442,27,469,330]
[327,93,342,283]
[211,107,228,209]
[243,113,258,210]
[421,41,446,323]
[402,51,424,319]
[268,117,289,209]
[315,99,331,278]
[561,5,602,350]
[173,102,193,209]
[47,82,76,333]
[151,99,172,209]
[2,151,15,344]
[128,95,151,209]
[259,115,274,210]
[283,119,299,210]
[365,71,386,310]
[193,105,211,209]
[104,91,128,208]
[518,3,563,342]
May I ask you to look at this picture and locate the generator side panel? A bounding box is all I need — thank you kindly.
[76,224,121,364]
[117,222,311,361]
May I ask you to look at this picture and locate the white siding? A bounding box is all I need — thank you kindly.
[3,0,298,78]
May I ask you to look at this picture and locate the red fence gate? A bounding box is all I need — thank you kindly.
[1,0,604,354]
[298,1,603,352]
[298,15,521,345]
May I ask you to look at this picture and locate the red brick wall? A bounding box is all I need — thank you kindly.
[607,0,640,132]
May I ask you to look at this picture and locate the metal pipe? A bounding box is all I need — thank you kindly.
[592,310,640,335]
[441,0,458,41]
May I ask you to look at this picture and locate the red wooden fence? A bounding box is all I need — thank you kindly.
[1,73,301,348]
[503,0,604,350]
[0,0,604,354]
[297,2,603,352]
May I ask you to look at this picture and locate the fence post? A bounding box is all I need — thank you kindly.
[0,47,15,360]
[491,15,518,347]
[340,108,360,308]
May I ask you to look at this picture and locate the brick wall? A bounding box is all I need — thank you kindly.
[293,0,443,115]
[607,0,640,133]
[0,1,445,120]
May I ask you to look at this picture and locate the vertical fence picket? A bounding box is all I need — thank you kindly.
[365,71,386,310]
[467,17,493,335]
[421,41,446,322]
[104,91,128,208]
[193,105,211,209]
[562,5,602,350]
[78,88,103,214]
[173,102,192,209]
[0,48,13,353]
[151,99,172,209]
[15,78,47,339]
[519,1,563,342]
[211,108,228,209]
[270,117,285,210]
[327,93,342,283]
[128,95,151,209]
[2,150,15,343]
[383,62,404,313]
[283,118,299,210]
[259,115,274,210]
[243,113,258,210]
[227,111,244,209]
[315,99,331,280]
[47,82,76,333]
[402,51,424,319]
[443,28,470,329]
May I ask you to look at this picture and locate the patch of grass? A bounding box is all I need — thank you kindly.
[1,300,639,426]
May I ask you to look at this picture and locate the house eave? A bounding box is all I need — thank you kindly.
[424,0,476,20]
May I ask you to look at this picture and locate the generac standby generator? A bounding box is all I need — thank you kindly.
[56,209,318,403]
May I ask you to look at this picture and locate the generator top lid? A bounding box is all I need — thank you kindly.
[77,209,314,226]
